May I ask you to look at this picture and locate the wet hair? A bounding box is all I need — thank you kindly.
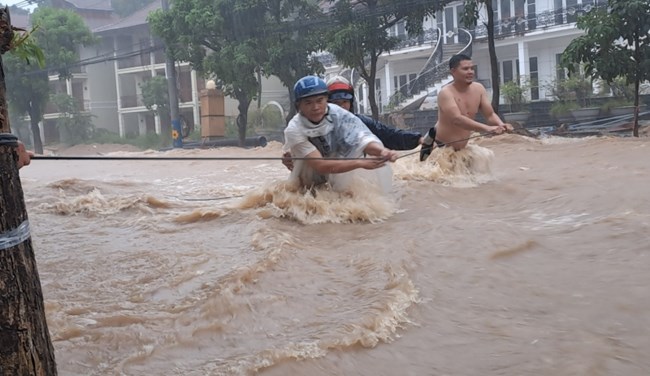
[449,54,472,70]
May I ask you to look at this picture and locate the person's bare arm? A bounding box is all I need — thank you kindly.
[438,87,493,133]
[478,87,512,133]
[304,149,386,173]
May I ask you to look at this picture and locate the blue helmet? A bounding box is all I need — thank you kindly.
[294,75,328,102]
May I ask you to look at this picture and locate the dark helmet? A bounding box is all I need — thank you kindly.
[294,75,328,102]
[326,76,354,101]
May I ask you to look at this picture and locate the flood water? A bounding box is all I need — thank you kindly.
[18,135,650,375]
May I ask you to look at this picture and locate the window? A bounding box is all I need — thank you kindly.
[393,74,418,97]
[397,21,406,37]
[502,60,514,83]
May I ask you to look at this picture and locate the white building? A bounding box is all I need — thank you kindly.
[321,0,608,116]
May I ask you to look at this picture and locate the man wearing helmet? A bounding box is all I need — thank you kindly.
[326,76,428,150]
[283,76,432,170]
[283,75,399,190]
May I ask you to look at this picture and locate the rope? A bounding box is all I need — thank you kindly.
[31,155,385,161]
[29,125,548,163]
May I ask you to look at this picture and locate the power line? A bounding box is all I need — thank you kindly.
[9,0,447,77]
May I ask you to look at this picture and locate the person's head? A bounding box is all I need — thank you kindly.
[449,54,474,84]
[326,76,354,112]
[294,75,329,123]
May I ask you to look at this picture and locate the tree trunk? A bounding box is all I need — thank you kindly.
[236,96,251,147]
[368,54,379,120]
[486,0,500,114]
[0,58,8,135]
[0,134,58,376]
[29,107,44,155]
[285,87,296,123]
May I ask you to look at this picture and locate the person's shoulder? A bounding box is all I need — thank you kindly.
[355,113,373,124]
[284,113,302,132]
[470,81,487,92]
[438,83,454,98]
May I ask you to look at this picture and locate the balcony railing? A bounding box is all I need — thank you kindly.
[116,45,166,70]
[120,95,145,108]
[473,3,607,40]
[44,98,91,115]
[314,28,440,68]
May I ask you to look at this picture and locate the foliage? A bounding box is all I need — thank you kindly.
[112,0,156,17]
[51,94,94,145]
[325,0,448,119]
[546,74,594,108]
[461,0,500,113]
[225,117,255,138]
[149,0,267,145]
[140,76,169,117]
[150,0,326,142]
[386,91,407,111]
[31,7,96,79]
[260,1,325,121]
[606,76,635,102]
[561,0,650,136]
[248,105,285,131]
[4,50,50,154]
[501,80,529,112]
[5,7,95,153]
[549,101,579,118]
[9,26,45,68]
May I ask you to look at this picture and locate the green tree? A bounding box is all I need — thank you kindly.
[32,7,96,79]
[562,0,650,137]
[461,0,501,114]
[51,93,94,145]
[260,0,325,122]
[325,0,447,119]
[140,75,169,118]
[112,0,156,17]
[150,0,275,146]
[5,7,95,153]
[4,53,49,154]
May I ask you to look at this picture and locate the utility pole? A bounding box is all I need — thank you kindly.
[161,0,182,148]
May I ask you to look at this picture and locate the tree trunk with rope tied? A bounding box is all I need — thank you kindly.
[0,6,58,375]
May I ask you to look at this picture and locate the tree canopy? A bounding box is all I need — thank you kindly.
[112,0,156,17]
[5,7,95,153]
[31,7,96,79]
[325,0,448,119]
[149,0,323,144]
[562,0,650,136]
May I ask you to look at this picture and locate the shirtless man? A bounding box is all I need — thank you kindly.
[421,54,512,160]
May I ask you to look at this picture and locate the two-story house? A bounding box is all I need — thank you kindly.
[320,0,611,120]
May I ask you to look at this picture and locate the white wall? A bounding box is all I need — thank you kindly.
[83,38,119,133]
